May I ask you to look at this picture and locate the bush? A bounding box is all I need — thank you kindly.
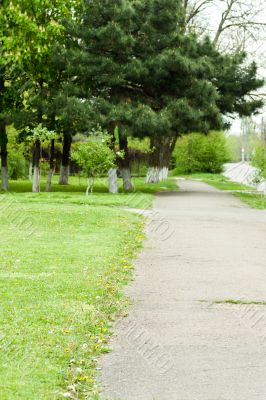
[173,131,230,175]
[4,125,28,180]
[8,152,27,180]
[71,138,116,194]
[251,144,266,179]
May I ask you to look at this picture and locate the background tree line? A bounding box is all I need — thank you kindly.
[0,0,265,193]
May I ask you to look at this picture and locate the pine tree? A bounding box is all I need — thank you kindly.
[69,0,223,187]
[69,0,264,186]
[131,4,263,182]
[131,0,223,182]
[66,0,136,191]
[215,53,264,118]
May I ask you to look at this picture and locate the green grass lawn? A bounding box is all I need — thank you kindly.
[182,173,253,191]
[7,176,178,209]
[0,176,177,399]
[234,192,266,209]
[180,173,266,210]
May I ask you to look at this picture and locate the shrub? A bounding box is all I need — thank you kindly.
[71,138,116,194]
[173,131,230,175]
[4,125,28,180]
[251,144,266,179]
[7,152,27,180]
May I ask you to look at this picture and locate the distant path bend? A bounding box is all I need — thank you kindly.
[100,179,266,400]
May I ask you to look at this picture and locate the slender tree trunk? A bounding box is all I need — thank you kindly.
[46,139,55,192]
[119,132,133,191]
[146,136,177,183]
[59,133,72,185]
[32,139,41,193]
[0,122,8,191]
[1,148,8,191]
[108,129,118,193]
[46,169,53,192]
[86,177,95,196]
[86,178,91,197]
[28,161,33,181]
[108,168,118,193]
[32,85,44,193]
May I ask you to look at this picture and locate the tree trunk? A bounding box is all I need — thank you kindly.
[146,167,159,184]
[32,139,41,193]
[46,139,55,192]
[59,165,69,185]
[107,129,118,193]
[0,122,8,191]
[29,162,33,181]
[59,134,72,185]
[108,168,118,193]
[146,136,177,183]
[146,137,164,183]
[32,88,44,193]
[159,166,169,181]
[120,168,133,191]
[119,132,133,191]
[46,169,53,192]
[86,177,95,196]
[1,165,8,191]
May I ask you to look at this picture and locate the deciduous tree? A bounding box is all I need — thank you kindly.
[1,0,78,190]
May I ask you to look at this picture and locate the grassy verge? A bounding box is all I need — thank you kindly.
[0,176,177,399]
[234,192,266,209]
[182,173,252,191]
[6,176,178,209]
[180,173,266,210]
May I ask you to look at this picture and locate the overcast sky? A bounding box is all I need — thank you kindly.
[196,0,266,135]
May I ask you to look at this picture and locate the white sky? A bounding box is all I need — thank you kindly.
[197,0,266,135]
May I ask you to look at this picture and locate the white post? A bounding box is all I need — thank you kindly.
[241,147,245,162]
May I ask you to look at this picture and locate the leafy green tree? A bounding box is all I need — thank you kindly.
[0,52,23,190]
[252,144,266,180]
[1,0,80,190]
[25,124,56,192]
[0,61,8,190]
[4,126,28,180]
[66,0,135,191]
[71,138,116,195]
[53,94,92,186]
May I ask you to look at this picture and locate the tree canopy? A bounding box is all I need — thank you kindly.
[0,0,264,190]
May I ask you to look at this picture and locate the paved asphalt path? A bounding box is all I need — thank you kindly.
[99,180,266,400]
